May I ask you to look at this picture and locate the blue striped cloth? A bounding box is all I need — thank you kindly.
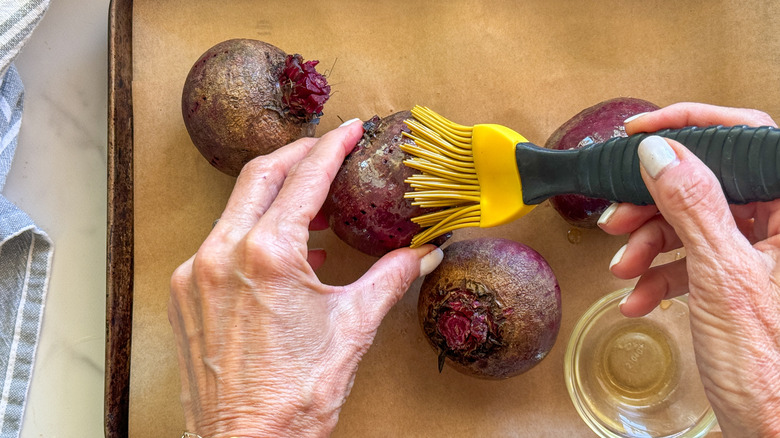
[0,1,52,437]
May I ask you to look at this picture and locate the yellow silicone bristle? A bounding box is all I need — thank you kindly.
[402,106,482,247]
[402,106,536,248]
[409,205,481,247]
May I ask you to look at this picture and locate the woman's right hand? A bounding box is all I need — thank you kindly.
[598,103,780,437]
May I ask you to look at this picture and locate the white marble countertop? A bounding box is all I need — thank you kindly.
[7,0,108,436]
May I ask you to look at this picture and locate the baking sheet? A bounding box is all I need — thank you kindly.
[112,0,780,435]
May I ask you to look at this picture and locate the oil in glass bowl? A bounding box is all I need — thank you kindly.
[565,288,717,438]
[596,319,678,406]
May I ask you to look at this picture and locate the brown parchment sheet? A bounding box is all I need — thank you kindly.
[129,1,780,436]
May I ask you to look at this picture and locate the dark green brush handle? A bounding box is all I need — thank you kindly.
[515,125,780,206]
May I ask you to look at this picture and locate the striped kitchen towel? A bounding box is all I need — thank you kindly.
[0,1,52,438]
[0,0,49,80]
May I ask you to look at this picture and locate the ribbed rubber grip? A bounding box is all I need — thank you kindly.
[515,125,780,205]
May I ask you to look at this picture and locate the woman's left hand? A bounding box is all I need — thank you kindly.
[168,119,443,438]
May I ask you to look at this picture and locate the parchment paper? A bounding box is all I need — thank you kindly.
[130,1,780,435]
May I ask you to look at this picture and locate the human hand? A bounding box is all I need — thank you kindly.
[168,119,444,438]
[597,103,780,436]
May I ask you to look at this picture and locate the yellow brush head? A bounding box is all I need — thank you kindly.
[401,106,536,247]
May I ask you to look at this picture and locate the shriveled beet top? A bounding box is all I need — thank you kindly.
[279,54,331,118]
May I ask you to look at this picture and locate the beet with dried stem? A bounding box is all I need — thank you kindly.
[182,38,331,176]
[418,238,561,379]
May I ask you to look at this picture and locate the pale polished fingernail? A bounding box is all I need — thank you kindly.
[618,289,633,309]
[339,117,362,127]
[638,135,679,179]
[623,112,649,124]
[609,244,627,270]
[419,247,444,276]
[597,202,619,227]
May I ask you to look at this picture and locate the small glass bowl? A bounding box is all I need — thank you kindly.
[565,288,717,438]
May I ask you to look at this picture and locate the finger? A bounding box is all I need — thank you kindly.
[597,202,659,235]
[260,119,364,235]
[307,248,327,271]
[734,217,758,244]
[609,215,683,279]
[625,102,777,135]
[309,209,329,231]
[346,245,443,328]
[731,203,757,221]
[749,199,780,241]
[619,258,689,317]
[726,202,779,243]
[216,137,319,233]
[636,135,753,261]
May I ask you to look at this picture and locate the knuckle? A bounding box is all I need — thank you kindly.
[291,158,333,185]
[744,109,777,127]
[659,167,720,213]
[241,155,271,174]
[666,101,693,114]
[170,262,192,293]
[239,155,286,186]
[665,101,698,120]
[166,293,181,326]
[241,230,292,277]
[648,215,678,252]
[190,242,232,289]
[635,229,663,257]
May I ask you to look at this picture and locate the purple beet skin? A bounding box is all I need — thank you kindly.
[418,238,561,379]
[324,111,446,257]
[181,38,331,177]
[545,97,660,228]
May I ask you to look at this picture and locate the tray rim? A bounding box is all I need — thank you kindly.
[106,0,133,437]
[99,3,736,436]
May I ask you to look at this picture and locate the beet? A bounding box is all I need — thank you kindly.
[418,238,561,379]
[545,97,660,228]
[182,39,331,176]
[324,111,447,257]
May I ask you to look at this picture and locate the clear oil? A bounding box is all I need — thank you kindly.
[567,228,582,244]
[593,321,678,407]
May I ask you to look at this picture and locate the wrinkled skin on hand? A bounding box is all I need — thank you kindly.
[598,102,780,437]
[168,120,441,437]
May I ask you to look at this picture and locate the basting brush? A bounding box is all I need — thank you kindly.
[401,105,780,247]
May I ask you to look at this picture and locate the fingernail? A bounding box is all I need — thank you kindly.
[419,247,444,276]
[597,203,619,227]
[609,244,627,270]
[638,135,679,179]
[623,112,649,124]
[618,289,633,309]
[339,117,362,127]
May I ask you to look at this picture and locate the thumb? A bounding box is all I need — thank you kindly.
[637,135,748,258]
[349,245,443,327]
